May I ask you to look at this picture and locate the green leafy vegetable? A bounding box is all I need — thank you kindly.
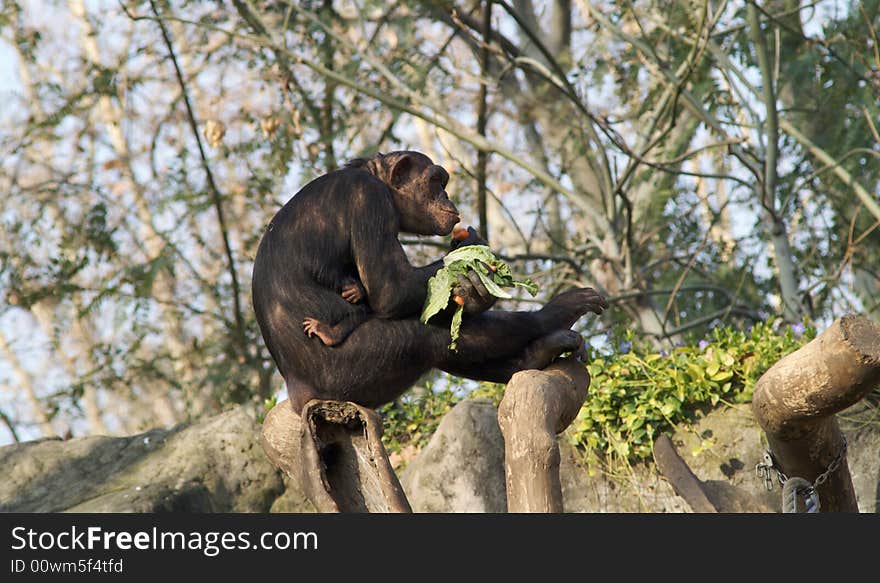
[420,245,538,350]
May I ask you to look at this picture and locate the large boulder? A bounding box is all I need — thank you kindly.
[0,408,284,512]
[400,398,507,512]
[839,403,880,513]
[665,403,879,513]
[557,437,692,513]
[666,404,779,512]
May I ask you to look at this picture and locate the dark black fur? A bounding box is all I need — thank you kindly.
[252,151,607,413]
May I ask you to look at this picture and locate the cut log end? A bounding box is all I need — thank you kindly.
[753,314,880,432]
[840,314,880,365]
[303,400,375,434]
[261,399,411,513]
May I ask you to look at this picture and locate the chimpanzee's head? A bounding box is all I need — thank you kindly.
[371,151,460,236]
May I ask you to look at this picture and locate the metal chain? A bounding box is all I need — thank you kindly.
[755,436,847,513]
[755,451,785,490]
[813,436,848,488]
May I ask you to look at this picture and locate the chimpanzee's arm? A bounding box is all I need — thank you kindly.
[350,188,442,319]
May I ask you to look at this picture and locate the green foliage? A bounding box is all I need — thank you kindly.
[572,319,815,459]
[257,395,277,425]
[379,320,815,461]
[378,382,459,455]
[469,381,506,406]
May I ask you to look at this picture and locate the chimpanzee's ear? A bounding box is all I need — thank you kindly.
[389,153,413,188]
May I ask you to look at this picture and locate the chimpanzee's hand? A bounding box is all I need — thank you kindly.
[452,269,497,315]
[448,226,495,313]
[340,279,365,304]
[450,226,489,251]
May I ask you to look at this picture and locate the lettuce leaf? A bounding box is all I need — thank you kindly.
[449,304,464,351]
[420,267,455,325]
[421,245,539,350]
[442,245,497,266]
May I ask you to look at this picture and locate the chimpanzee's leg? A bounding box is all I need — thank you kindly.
[287,317,571,412]
[290,317,444,408]
[285,375,321,415]
[431,287,603,380]
[440,329,585,383]
[290,312,543,408]
[440,287,605,354]
[288,287,605,409]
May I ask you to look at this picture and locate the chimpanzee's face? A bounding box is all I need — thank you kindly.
[389,153,459,236]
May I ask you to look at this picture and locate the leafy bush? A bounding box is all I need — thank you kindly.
[379,383,460,454]
[571,319,814,460]
[380,319,815,461]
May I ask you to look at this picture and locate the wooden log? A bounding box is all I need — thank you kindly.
[497,358,591,513]
[652,434,718,513]
[259,399,304,480]
[752,315,880,512]
[260,399,411,513]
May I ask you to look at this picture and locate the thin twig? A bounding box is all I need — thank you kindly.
[0,409,21,443]
[148,0,247,355]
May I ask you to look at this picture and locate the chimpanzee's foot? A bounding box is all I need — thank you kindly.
[516,329,584,371]
[303,317,339,346]
[575,341,589,363]
[540,287,608,330]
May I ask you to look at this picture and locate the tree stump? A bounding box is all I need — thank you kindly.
[260,399,411,513]
[260,399,304,481]
[497,357,591,513]
[752,315,880,512]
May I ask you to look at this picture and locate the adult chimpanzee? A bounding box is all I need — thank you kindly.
[252,151,607,414]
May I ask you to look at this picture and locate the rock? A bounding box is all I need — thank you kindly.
[269,476,316,513]
[840,403,880,513]
[669,403,880,512]
[668,404,779,512]
[0,408,284,512]
[558,434,691,513]
[558,403,878,513]
[401,398,506,512]
[701,480,775,513]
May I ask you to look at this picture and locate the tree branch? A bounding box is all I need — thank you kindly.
[476,0,492,242]
[704,37,880,224]
[150,9,613,243]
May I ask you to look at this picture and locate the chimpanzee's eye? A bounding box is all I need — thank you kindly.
[429,167,449,190]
